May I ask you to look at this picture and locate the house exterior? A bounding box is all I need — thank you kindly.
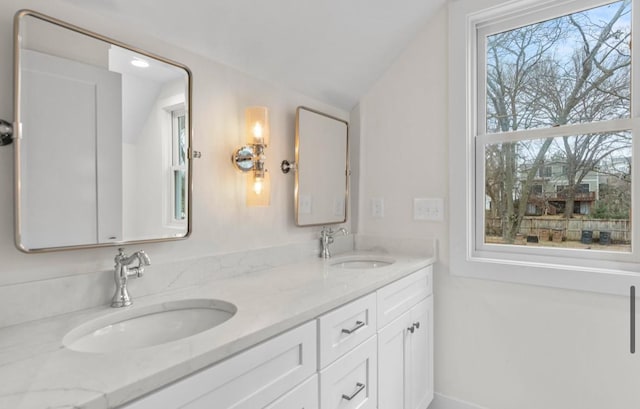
[526,163,600,216]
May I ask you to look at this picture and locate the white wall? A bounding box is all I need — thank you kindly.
[356,5,640,409]
[0,0,349,287]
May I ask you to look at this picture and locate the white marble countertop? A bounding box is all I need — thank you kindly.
[0,251,434,409]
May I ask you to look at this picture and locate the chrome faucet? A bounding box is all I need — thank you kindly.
[111,248,151,308]
[320,226,348,259]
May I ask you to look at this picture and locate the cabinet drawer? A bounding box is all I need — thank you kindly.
[318,292,377,368]
[319,335,377,409]
[121,321,317,409]
[264,375,318,409]
[377,266,432,328]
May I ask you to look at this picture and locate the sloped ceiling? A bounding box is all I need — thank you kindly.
[60,0,446,110]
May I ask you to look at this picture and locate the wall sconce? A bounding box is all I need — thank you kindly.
[232,106,271,206]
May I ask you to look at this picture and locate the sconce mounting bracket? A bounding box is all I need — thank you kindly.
[280,160,296,174]
[0,119,13,146]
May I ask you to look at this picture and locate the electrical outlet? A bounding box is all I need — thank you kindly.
[371,197,384,218]
[414,198,444,221]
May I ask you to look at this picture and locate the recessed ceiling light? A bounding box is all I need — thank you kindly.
[131,58,149,68]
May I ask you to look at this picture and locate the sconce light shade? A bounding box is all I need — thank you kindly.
[246,170,270,206]
[245,106,269,146]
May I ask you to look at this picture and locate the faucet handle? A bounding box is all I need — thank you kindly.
[115,248,125,263]
[137,250,151,266]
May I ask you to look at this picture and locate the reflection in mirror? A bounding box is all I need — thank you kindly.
[295,107,349,226]
[14,10,192,252]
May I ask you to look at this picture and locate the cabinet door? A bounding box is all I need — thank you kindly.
[20,49,123,248]
[264,375,318,409]
[407,296,434,409]
[377,309,412,409]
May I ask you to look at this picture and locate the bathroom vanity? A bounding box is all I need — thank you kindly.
[0,252,434,409]
[122,265,432,409]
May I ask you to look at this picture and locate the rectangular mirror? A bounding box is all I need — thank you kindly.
[14,10,193,252]
[295,106,349,226]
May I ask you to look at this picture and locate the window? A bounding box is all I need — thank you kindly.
[449,0,640,293]
[477,0,633,256]
[171,109,187,222]
[538,166,552,178]
[532,184,543,195]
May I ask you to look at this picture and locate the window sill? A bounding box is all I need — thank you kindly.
[450,247,640,295]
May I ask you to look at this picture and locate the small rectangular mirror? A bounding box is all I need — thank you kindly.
[14,10,193,252]
[295,107,349,226]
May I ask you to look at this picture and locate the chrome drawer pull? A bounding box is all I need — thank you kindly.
[413,322,420,330]
[407,326,415,334]
[341,320,365,334]
[341,382,365,401]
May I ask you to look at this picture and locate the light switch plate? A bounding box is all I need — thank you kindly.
[414,198,444,221]
[299,194,312,214]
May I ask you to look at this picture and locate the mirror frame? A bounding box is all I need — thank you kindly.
[13,9,194,253]
[294,106,349,227]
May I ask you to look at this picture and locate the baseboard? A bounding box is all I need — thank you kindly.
[428,393,489,409]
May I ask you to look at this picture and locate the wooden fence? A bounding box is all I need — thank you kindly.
[486,217,631,243]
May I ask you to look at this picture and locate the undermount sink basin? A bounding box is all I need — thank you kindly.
[63,299,236,353]
[331,256,395,269]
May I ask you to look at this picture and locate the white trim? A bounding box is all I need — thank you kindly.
[477,119,634,144]
[428,393,489,409]
[449,0,640,295]
[170,110,188,225]
[475,0,627,38]
[159,95,188,229]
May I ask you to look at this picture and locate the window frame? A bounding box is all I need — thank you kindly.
[170,109,187,223]
[449,0,640,295]
[159,96,189,230]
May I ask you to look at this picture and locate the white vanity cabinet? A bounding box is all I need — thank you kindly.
[377,267,434,409]
[120,321,317,409]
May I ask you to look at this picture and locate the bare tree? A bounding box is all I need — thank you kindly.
[485,0,631,242]
[557,2,630,217]
[486,20,563,241]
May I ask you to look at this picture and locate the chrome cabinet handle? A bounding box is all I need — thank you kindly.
[342,320,365,334]
[413,322,420,330]
[631,286,636,354]
[341,382,365,401]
